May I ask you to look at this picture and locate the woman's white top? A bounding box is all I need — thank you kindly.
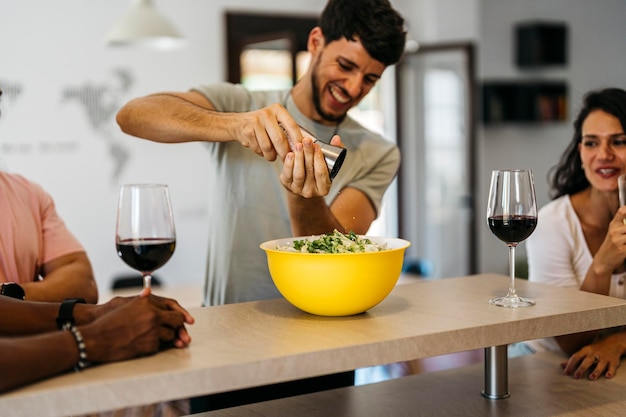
[525,195,626,351]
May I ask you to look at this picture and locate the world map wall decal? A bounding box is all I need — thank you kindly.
[1,69,134,184]
[62,68,134,183]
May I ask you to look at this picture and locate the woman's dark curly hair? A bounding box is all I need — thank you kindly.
[549,88,626,199]
[318,0,406,66]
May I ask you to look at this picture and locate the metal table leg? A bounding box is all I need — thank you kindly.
[482,345,510,399]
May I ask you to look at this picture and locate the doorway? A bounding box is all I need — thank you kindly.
[225,12,317,86]
[396,42,477,277]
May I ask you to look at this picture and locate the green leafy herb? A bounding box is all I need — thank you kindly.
[277,230,387,253]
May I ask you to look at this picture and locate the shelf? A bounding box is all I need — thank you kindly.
[481,81,567,124]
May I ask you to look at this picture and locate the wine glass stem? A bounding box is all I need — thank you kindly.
[508,244,517,298]
[143,274,152,290]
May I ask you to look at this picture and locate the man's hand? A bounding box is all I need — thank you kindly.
[80,292,194,362]
[238,103,303,162]
[280,134,344,198]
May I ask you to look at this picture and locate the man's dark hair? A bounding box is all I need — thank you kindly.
[319,0,406,66]
[549,88,626,199]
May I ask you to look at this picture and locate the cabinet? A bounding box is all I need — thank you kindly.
[516,22,568,69]
[481,81,567,124]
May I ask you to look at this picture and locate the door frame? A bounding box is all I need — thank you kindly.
[395,42,478,274]
[225,12,317,85]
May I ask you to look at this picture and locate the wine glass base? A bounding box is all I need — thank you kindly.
[489,296,535,308]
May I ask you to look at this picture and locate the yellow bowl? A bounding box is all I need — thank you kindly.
[260,236,411,316]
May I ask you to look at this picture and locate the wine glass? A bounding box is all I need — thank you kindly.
[115,184,176,291]
[486,169,538,307]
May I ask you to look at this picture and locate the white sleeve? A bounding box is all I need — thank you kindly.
[526,201,580,289]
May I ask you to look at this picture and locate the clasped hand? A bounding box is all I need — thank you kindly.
[82,289,194,364]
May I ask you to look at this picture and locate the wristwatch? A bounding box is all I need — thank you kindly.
[56,298,87,330]
[0,282,25,300]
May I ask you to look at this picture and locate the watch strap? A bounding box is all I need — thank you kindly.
[56,298,87,330]
[0,282,25,300]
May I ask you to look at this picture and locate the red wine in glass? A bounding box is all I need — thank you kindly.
[116,238,176,274]
[486,169,538,307]
[487,215,537,245]
[115,184,176,291]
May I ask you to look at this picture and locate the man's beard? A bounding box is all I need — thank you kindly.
[310,58,347,125]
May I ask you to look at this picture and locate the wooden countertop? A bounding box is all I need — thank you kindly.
[2,274,626,416]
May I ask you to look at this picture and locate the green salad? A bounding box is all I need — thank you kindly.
[276,230,388,253]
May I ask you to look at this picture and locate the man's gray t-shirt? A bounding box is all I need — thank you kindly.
[192,82,400,306]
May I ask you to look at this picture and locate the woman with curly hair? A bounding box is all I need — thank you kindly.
[527,87,626,381]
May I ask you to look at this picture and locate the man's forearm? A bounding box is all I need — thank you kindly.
[0,331,78,392]
[23,264,98,303]
[0,297,60,335]
[116,93,236,144]
[0,296,97,335]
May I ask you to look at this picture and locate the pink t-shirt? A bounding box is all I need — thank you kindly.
[0,172,84,283]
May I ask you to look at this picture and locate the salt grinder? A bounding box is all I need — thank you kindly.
[298,126,347,180]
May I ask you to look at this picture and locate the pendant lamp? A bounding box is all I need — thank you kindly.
[105,0,185,49]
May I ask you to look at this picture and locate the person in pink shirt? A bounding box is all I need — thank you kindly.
[0,88,97,303]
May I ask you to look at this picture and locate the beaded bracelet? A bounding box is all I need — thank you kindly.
[66,325,90,371]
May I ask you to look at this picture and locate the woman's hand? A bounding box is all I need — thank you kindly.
[561,331,626,380]
[582,206,626,294]
[594,206,626,273]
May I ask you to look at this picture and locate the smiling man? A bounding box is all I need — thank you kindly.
[116,0,406,308]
